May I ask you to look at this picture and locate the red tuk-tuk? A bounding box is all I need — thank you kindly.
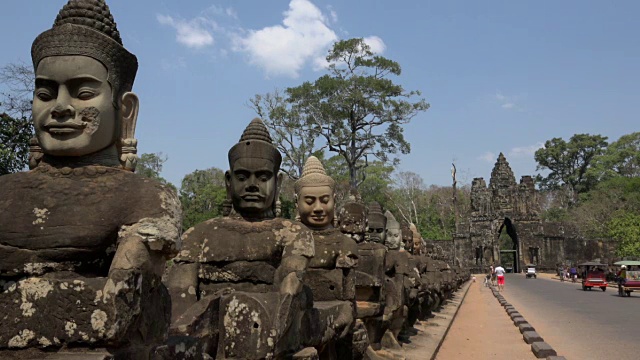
[578,262,608,291]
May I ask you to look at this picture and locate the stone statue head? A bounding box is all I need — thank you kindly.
[400,221,414,252]
[366,202,387,244]
[226,118,283,220]
[294,156,336,230]
[338,199,368,243]
[384,211,402,250]
[410,223,422,255]
[31,0,139,170]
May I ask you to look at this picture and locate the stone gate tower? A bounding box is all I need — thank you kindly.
[454,153,565,272]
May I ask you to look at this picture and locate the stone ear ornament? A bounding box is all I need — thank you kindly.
[119,137,137,171]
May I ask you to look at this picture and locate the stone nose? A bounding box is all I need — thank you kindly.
[51,87,75,119]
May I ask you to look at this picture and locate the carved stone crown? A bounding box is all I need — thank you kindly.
[294,156,335,193]
[368,201,386,227]
[31,0,138,99]
[384,210,400,230]
[228,118,282,169]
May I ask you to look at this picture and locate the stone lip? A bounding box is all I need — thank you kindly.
[490,288,561,360]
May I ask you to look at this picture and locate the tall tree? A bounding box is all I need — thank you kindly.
[0,62,35,174]
[534,134,608,203]
[589,132,640,181]
[249,89,322,179]
[179,167,227,230]
[389,171,425,226]
[286,38,429,189]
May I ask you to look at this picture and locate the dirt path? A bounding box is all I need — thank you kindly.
[435,279,537,360]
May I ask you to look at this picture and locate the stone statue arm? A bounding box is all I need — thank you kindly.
[336,236,359,269]
[105,188,181,298]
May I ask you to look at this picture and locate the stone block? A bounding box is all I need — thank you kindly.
[531,342,557,358]
[507,309,519,316]
[509,311,522,319]
[518,322,535,333]
[513,316,526,326]
[546,357,567,360]
[523,331,543,344]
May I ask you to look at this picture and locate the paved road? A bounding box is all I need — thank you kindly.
[501,273,640,359]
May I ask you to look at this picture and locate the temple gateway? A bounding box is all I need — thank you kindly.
[450,153,617,273]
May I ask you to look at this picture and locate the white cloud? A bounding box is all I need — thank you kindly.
[363,36,386,54]
[232,0,338,78]
[157,14,215,49]
[495,92,522,111]
[508,142,543,158]
[478,151,496,163]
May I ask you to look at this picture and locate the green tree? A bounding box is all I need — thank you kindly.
[249,89,322,179]
[0,113,32,175]
[180,167,227,230]
[535,134,608,203]
[589,132,640,181]
[0,62,35,174]
[608,212,640,259]
[135,152,176,191]
[286,38,429,189]
[323,155,393,208]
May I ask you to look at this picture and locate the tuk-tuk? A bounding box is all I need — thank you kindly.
[525,264,537,279]
[578,262,608,291]
[614,260,640,297]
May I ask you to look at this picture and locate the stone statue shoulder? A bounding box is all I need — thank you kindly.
[178,217,315,263]
[0,167,181,276]
[308,227,358,269]
[386,250,413,276]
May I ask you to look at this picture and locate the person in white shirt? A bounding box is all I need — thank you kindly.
[494,265,506,291]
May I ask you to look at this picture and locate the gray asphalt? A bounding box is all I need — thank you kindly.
[500,273,640,360]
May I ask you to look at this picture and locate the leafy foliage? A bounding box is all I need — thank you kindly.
[0,62,35,174]
[249,90,322,179]
[0,113,32,175]
[608,212,640,258]
[589,132,640,181]
[252,38,429,189]
[535,134,608,203]
[179,167,227,231]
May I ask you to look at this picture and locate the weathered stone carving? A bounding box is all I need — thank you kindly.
[294,156,359,358]
[164,118,316,359]
[382,211,416,345]
[366,202,387,244]
[0,1,181,358]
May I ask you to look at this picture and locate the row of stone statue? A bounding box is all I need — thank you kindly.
[0,1,468,359]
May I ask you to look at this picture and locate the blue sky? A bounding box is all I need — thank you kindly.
[2,0,639,188]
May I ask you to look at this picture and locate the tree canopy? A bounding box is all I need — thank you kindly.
[0,61,34,175]
[535,133,608,203]
[251,38,429,189]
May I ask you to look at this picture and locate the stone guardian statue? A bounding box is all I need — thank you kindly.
[164,118,316,359]
[0,1,181,358]
[294,156,359,359]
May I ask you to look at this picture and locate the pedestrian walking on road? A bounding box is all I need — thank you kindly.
[494,265,506,291]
